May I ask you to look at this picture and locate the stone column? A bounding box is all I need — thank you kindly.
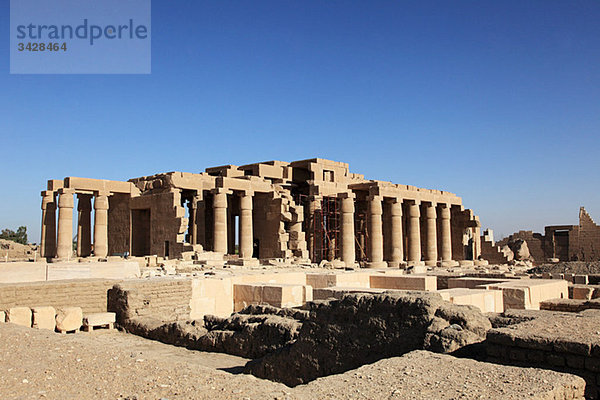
[93,191,109,258]
[76,194,92,257]
[389,198,404,268]
[308,195,321,262]
[239,191,254,259]
[56,189,75,260]
[439,203,453,265]
[367,195,386,268]
[339,192,355,266]
[212,189,230,254]
[40,191,56,259]
[407,200,423,265]
[189,195,201,245]
[440,203,458,267]
[197,194,206,248]
[425,202,438,266]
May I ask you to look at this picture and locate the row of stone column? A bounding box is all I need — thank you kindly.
[40,189,110,260]
[338,194,454,267]
[211,189,254,259]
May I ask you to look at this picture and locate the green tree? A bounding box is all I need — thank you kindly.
[0,226,28,245]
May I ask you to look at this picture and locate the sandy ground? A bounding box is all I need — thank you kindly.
[0,323,586,400]
[0,323,289,400]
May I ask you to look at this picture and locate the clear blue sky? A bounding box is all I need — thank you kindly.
[1,0,599,243]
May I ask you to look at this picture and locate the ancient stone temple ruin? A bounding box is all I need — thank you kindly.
[39,158,482,267]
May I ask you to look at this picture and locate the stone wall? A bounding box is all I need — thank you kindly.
[497,231,546,261]
[108,279,193,323]
[0,261,140,284]
[486,309,600,398]
[575,208,600,261]
[245,292,491,386]
[108,193,131,255]
[0,279,116,313]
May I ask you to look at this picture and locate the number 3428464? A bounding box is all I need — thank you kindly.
[17,42,67,52]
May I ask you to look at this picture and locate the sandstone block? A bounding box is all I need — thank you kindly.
[306,272,371,289]
[0,311,5,322]
[369,275,437,291]
[32,306,56,330]
[486,279,568,310]
[438,288,504,313]
[6,307,32,327]
[83,312,115,331]
[55,307,83,332]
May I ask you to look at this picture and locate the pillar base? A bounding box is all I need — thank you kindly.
[425,260,438,267]
[406,261,425,267]
[227,258,260,267]
[438,260,460,268]
[364,261,388,269]
[387,261,408,269]
[459,260,475,267]
[474,259,489,267]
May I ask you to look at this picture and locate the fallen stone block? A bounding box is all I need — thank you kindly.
[571,285,595,300]
[55,307,83,333]
[32,306,56,331]
[305,271,371,289]
[234,283,312,311]
[438,288,504,313]
[369,274,437,291]
[486,279,568,310]
[83,312,116,331]
[447,277,512,289]
[6,307,32,327]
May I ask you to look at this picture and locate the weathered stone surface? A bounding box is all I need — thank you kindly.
[486,309,600,398]
[32,306,56,330]
[83,312,115,329]
[0,310,4,322]
[55,307,83,332]
[508,238,531,261]
[245,292,491,386]
[6,307,32,327]
[293,351,586,400]
[121,304,304,359]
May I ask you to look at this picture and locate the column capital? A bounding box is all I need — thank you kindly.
[425,203,437,219]
[390,198,403,216]
[408,201,420,217]
[41,191,55,209]
[57,189,74,208]
[94,190,111,198]
[94,193,109,211]
[238,189,254,198]
[368,195,383,215]
[440,203,451,219]
[240,192,253,210]
[58,188,75,196]
[337,192,355,200]
[211,188,232,196]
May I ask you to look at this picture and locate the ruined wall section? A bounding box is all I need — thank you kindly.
[575,207,600,261]
[497,231,546,262]
[0,279,116,313]
[108,193,131,256]
[450,206,481,261]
